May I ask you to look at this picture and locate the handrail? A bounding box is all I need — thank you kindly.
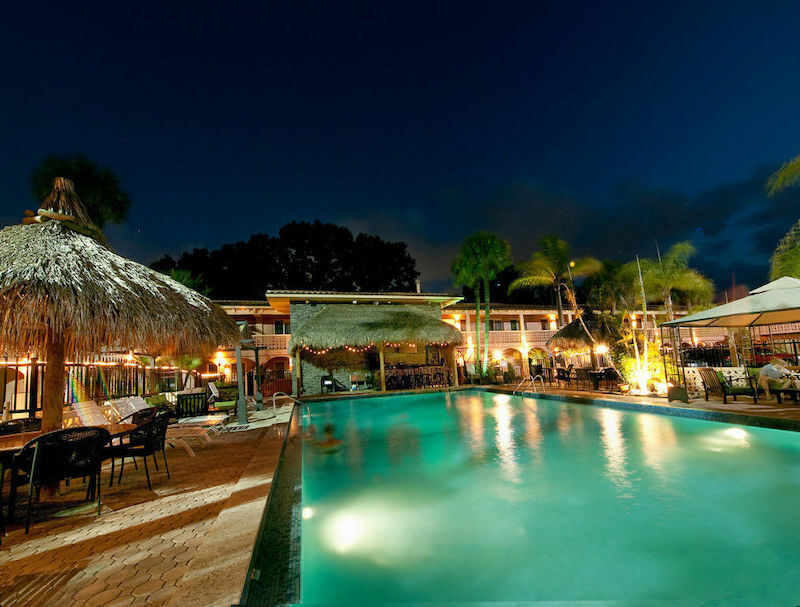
[272,392,311,420]
[513,376,534,395]
[513,374,546,395]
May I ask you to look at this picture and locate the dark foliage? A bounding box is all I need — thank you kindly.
[459,266,554,305]
[31,155,130,228]
[151,220,419,299]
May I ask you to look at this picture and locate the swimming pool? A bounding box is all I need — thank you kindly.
[247,390,800,605]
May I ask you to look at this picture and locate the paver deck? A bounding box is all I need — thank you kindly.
[0,425,284,607]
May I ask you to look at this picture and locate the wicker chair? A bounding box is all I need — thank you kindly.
[104,411,171,490]
[8,427,110,533]
[555,365,574,388]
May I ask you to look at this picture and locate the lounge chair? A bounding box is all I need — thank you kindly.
[71,400,112,427]
[697,367,758,404]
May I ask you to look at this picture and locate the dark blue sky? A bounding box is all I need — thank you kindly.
[2,1,799,292]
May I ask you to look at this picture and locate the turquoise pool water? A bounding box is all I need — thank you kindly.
[300,391,800,605]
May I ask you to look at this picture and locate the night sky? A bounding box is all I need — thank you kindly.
[2,1,800,293]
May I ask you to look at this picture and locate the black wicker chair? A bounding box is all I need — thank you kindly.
[555,365,574,388]
[8,427,110,533]
[104,411,171,490]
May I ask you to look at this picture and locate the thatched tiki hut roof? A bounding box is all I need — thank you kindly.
[546,310,621,351]
[0,177,240,431]
[289,304,463,353]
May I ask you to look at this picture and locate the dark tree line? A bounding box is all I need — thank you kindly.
[151,220,419,299]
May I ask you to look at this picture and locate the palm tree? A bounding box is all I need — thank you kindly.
[31,155,130,228]
[510,235,601,327]
[639,241,713,321]
[767,155,800,196]
[452,246,483,374]
[770,219,800,279]
[452,232,511,375]
[168,269,211,296]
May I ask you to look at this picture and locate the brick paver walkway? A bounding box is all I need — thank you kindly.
[0,426,282,607]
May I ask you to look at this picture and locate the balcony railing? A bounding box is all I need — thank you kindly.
[479,330,557,346]
[253,334,291,350]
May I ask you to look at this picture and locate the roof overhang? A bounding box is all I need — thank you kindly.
[265,290,463,314]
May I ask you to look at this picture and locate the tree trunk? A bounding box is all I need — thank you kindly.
[482,275,491,375]
[42,330,66,433]
[555,281,565,328]
[664,290,674,322]
[474,285,482,376]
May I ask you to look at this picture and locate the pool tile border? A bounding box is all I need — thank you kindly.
[484,387,800,433]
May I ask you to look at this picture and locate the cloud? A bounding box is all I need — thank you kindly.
[341,166,800,293]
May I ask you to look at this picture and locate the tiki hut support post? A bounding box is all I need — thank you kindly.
[448,344,459,388]
[42,329,66,433]
[234,345,247,424]
[294,350,302,396]
[378,343,387,392]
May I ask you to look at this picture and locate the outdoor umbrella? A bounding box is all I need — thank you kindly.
[662,276,800,327]
[0,177,241,432]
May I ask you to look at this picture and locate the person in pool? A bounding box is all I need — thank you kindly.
[317,423,342,453]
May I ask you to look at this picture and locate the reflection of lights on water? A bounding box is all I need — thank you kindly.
[493,394,511,405]
[493,401,520,483]
[325,512,364,553]
[724,427,748,440]
[599,408,631,493]
[303,507,314,519]
[637,414,677,481]
[703,427,751,451]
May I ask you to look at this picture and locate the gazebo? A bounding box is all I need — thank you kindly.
[288,303,463,394]
[0,178,241,431]
[661,277,800,400]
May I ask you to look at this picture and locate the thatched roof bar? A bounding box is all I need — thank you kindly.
[289,304,463,353]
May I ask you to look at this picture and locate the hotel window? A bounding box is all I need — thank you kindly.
[509,319,519,331]
[540,319,549,330]
[489,320,503,331]
[274,320,290,334]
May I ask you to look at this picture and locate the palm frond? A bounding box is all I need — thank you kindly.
[767,155,800,196]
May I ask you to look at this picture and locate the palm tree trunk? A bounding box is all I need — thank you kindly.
[555,281,565,328]
[482,275,491,375]
[664,290,674,322]
[473,284,482,375]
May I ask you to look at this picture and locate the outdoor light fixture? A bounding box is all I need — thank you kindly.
[493,350,503,361]
[596,345,609,354]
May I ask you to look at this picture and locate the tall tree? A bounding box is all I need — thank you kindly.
[31,155,130,228]
[452,244,484,374]
[770,219,800,280]
[639,241,713,321]
[510,235,600,327]
[151,221,419,298]
[456,233,511,375]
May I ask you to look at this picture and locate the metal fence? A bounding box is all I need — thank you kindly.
[1,360,201,417]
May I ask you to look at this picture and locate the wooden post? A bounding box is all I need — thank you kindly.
[293,350,302,396]
[449,345,459,388]
[41,330,66,433]
[379,343,387,392]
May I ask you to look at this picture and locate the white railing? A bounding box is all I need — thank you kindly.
[483,330,557,346]
[253,334,291,350]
